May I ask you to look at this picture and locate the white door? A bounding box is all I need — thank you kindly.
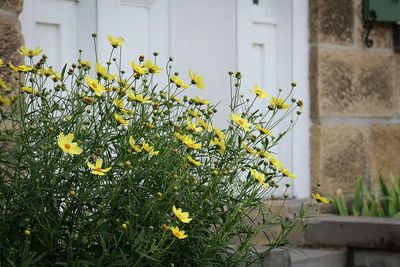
[20,0,97,69]
[238,0,310,198]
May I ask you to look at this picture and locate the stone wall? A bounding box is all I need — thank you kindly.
[310,0,400,195]
[0,0,23,82]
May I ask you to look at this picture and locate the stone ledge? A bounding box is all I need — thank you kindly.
[352,249,400,267]
[303,215,400,249]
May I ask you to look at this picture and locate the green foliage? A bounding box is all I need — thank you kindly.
[0,36,310,266]
[333,175,400,218]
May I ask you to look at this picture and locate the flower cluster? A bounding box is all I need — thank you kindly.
[0,35,315,266]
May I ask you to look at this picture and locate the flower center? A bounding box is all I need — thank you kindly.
[91,82,97,89]
[95,167,103,172]
[64,144,71,149]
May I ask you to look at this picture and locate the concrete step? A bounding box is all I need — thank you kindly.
[253,246,347,267]
[289,248,347,267]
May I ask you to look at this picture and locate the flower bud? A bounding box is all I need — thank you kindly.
[24,229,31,236]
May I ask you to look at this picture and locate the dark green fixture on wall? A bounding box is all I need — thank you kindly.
[363,0,400,50]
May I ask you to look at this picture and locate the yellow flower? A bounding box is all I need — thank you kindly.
[107,34,124,47]
[87,158,112,176]
[0,78,10,91]
[127,90,151,103]
[24,229,31,236]
[269,156,283,169]
[210,137,226,155]
[82,96,96,104]
[170,226,188,239]
[270,97,290,109]
[146,122,156,129]
[188,109,201,118]
[9,64,33,72]
[144,59,162,74]
[39,67,61,81]
[170,75,189,89]
[0,94,11,107]
[113,98,131,116]
[80,60,91,67]
[130,62,148,76]
[188,70,205,89]
[186,119,202,133]
[297,100,304,110]
[114,113,128,126]
[214,127,225,140]
[85,75,106,96]
[256,124,273,137]
[142,141,159,156]
[18,45,43,57]
[312,193,330,204]
[96,63,116,81]
[95,63,105,75]
[22,86,36,94]
[192,96,209,105]
[250,169,268,189]
[57,133,83,155]
[121,223,128,231]
[172,205,192,223]
[281,167,296,179]
[186,155,202,167]
[161,223,170,231]
[252,85,270,99]
[197,118,212,131]
[175,133,201,150]
[129,136,142,152]
[243,144,258,156]
[230,113,251,131]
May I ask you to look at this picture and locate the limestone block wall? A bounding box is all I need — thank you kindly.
[0,0,23,82]
[310,0,400,195]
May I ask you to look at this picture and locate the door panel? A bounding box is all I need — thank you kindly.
[20,0,80,69]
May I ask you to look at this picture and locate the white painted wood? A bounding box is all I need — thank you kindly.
[96,0,169,73]
[291,0,311,198]
[238,0,310,197]
[170,0,237,126]
[20,0,96,69]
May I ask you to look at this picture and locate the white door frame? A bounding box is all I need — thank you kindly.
[237,0,310,198]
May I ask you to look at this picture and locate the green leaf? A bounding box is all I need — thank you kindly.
[60,63,67,80]
[333,195,348,216]
[351,176,364,216]
[379,173,390,213]
[361,198,370,217]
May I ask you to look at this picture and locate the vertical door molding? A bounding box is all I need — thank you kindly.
[237,0,310,198]
[291,0,311,199]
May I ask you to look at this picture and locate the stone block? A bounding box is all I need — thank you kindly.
[0,16,24,82]
[0,0,23,13]
[352,250,400,267]
[303,215,400,249]
[255,247,290,267]
[395,54,400,117]
[312,48,394,117]
[311,124,369,195]
[309,0,354,45]
[370,124,400,189]
[290,248,347,267]
[354,0,393,49]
